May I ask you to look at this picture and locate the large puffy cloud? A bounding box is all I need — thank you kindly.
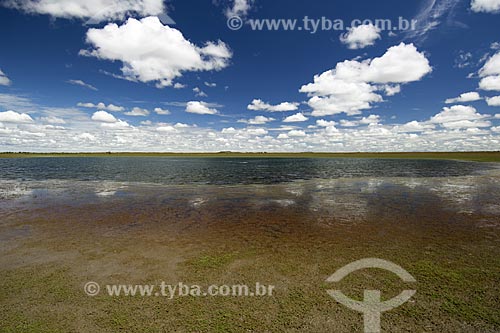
[300,43,432,116]
[0,69,11,86]
[247,99,299,112]
[4,0,164,22]
[445,92,481,104]
[362,43,432,83]
[0,110,33,123]
[185,101,218,115]
[429,105,491,129]
[471,0,500,13]
[340,24,381,50]
[80,17,232,87]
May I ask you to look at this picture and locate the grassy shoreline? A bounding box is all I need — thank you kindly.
[1,151,500,162]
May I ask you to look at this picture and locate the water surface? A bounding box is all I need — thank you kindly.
[0,157,491,184]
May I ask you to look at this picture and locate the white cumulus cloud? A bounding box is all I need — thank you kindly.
[471,0,500,13]
[283,113,309,123]
[359,115,380,125]
[245,127,268,136]
[300,43,432,116]
[221,127,236,134]
[185,101,218,115]
[445,91,481,103]
[238,115,275,125]
[316,119,337,127]
[479,51,500,77]
[154,107,171,115]
[479,75,500,91]
[0,110,33,123]
[91,110,118,123]
[429,105,491,129]
[383,84,401,96]
[287,130,307,137]
[340,24,381,49]
[397,121,434,132]
[90,111,130,129]
[125,107,149,116]
[363,43,432,83]
[78,102,124,112]
[486,96,500,106]
[4,0,165,22]
[247,99,299,112]
[101,120,130,129]
[157,125,177,132]
[80,17,232,88]
[478,52,500,91]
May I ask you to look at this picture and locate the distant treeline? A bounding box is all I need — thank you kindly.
[1,151,500,162]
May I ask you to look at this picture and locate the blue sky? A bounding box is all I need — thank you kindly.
[0,0,500,152]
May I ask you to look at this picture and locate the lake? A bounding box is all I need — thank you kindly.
[0,157,491,184]
[1,157,499,332]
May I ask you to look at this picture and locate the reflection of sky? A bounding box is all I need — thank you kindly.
[2,168,500,223]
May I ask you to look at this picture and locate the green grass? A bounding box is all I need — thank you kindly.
[1,151,500,162]
[2,250,498,332]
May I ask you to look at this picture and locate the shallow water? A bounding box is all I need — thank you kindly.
[0,157,493,184]
[1,158,499,228]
